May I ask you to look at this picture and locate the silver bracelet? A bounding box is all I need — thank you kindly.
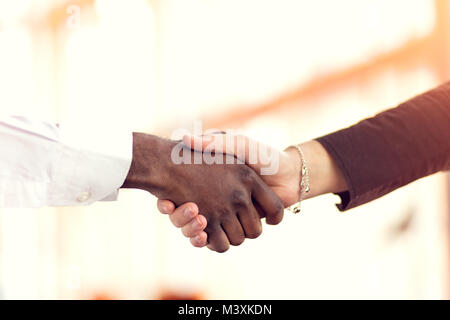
[287,144,310,214]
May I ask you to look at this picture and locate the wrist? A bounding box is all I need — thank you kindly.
[299,140,347,199]
[121,132,176,194]
[283,147,302,200]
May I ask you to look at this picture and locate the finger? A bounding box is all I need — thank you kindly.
[182,215,207,237]
[157,199,175,214]
[237,207,262,239]
[221,216,245,246]
[183,134,281,177]
[169,202,199,228]
[253,201,266,219]
[183,133,253,163]
[206,225,230,253]
[252,178,284,225]
[190,231,208,248]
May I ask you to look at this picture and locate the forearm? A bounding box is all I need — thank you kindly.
[0,116,131,208]
[315,82,450,210]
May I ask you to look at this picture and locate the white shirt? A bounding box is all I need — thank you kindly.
[0,116,133,207]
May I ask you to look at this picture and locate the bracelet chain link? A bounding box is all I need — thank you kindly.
[287,144,310,214]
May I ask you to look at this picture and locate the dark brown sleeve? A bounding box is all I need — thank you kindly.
[316,81,450,211]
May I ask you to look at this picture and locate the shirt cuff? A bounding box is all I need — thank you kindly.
[100,190,120,202]
[47,130,133,206]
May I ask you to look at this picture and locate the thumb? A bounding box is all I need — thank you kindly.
[157,199,175,214]
[182,133,223,153]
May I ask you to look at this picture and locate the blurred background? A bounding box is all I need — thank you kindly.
[0,0,449,299]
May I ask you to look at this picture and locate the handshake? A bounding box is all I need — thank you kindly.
[119,85,449,253]
[121,132,313,253]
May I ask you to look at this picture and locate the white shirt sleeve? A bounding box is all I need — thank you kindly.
[0,116,133,208]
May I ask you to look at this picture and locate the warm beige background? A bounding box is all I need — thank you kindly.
[0,0,449,299]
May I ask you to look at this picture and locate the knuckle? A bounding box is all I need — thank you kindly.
[213,208,233,224]
[204,213,219,227]
[269,199,284,218]
[204,223,216,234]
[273,199,284,214]
[219,214,235,227]
[238,165,254,182]
[230,189,249,208]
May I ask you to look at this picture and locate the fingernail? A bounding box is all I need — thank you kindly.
[184,207,195,218]
[161,205,169,213]
[193,217,203,229]
[194,234,203,243]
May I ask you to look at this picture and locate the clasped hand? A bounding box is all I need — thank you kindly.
[155,133,302,252]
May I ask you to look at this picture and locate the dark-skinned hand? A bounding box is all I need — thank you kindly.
[121,133,284,252]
